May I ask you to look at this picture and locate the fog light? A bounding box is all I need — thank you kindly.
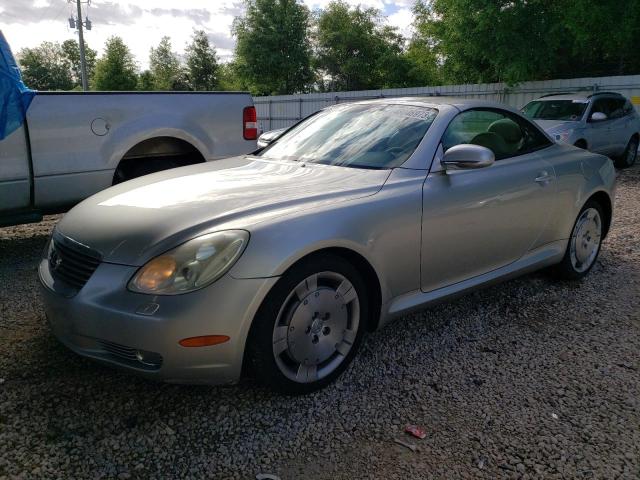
[135,349,162,367]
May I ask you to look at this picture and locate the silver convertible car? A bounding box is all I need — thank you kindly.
[39,98,616,394]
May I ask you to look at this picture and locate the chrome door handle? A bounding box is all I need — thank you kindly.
[535,171,552,184]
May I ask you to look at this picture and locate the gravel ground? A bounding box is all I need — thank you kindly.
[1,165,639,480]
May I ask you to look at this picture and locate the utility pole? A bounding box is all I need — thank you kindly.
[68,0,92,91]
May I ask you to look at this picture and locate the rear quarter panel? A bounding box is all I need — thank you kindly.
[543,144,616,240]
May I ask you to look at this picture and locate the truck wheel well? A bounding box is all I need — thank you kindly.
[574,139,587,149]
[113,137,205,184]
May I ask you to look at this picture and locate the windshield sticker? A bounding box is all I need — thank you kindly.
[386,106,436,121]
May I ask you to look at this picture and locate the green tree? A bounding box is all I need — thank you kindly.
[233,0,313,95]
[411,0,640,84]
[185,30,219,90]
[149,36,182,90]
[137,70,155,91]
[404,38,442,87]
[61,39,97,88]
[17,42,74,90]
[93,36,138,90]
[560,0,640,76]
[217,61,245,91]
[314,1,410,91]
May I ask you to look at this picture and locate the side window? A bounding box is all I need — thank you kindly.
[590,98,610,119]
[608,98,626,119]
[623,100,634,116]
[442,108,551,160]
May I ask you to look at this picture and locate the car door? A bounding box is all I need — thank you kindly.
[421,108,557,293]
[585,98,613,155]
[605,98,628,154]
[0,125,31,214]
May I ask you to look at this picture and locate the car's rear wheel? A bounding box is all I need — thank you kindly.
[614,136,638,169]
[246,254,367,394]
[574,139,587,149]
[551,200,603,280]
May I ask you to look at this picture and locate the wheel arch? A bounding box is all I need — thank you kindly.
[112,135,207,184]
[574,138,588,149]
[260,247,384,333]
[585,190,613,239]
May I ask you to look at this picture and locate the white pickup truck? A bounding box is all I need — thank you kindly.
[0,33,257,227]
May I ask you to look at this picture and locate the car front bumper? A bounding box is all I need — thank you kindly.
[39,258,278,385]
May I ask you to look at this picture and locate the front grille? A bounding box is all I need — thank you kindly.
[50,238,101,291]
[99,340,163,370]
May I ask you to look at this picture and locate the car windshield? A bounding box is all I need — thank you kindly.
[522,100,588,121]
[258,103,438,169]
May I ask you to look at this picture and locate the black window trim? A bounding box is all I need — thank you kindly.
[440,107,554,162]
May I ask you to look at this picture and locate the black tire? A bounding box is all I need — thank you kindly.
[246,253,368,395]
[614,136,638,169]
[550,200,604,281]
[574,140,587,149]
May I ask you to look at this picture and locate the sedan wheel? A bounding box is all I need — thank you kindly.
[247,254,367,394]
[551,201,604,280]
[272,272,360,384]
[615,137,638,169]
[569,208,602,273]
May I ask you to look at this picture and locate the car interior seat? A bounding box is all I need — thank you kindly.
[487,118,523,155]
[469,132,510,159]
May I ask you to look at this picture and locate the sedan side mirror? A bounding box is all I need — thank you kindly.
[590,112,607,122]
[257,128,287,148]
[441,144,495,170]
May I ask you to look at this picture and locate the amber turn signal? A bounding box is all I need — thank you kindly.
[178,335,230,347]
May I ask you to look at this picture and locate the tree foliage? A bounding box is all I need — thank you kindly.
[14,1,640,94]
[149,36,183,90]
[185,30,219,90]
[17,42,74,91]
[93,36,138,91]
[233,0,313,95]
[314,1,412,91]
[61,39,97,88]
[411,0,640,85]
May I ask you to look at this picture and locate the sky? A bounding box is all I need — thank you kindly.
[0,0,416,68]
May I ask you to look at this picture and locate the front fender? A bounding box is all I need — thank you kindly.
[229,169,426,305]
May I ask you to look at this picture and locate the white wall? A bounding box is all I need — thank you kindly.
[254,75,640,131]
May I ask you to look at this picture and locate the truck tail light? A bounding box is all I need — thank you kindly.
[243,106,258,140]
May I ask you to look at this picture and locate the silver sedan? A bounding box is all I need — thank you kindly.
[39,98,616,394]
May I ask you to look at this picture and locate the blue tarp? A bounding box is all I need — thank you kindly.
[0,30,36,141]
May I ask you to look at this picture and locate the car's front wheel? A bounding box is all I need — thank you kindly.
[246,254,367,394]
[615,136,638,169]
[551,200,604,280]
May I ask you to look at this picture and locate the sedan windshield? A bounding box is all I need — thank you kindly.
[522,100,588,121]
[259,103,438,169]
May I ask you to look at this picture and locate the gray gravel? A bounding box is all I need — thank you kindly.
[1,165,639,479]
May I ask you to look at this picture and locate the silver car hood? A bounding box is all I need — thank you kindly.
[56,156,391,266]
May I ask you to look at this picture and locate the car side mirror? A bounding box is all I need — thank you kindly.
[257,128,286,148]
[590,112,607,122]
[441,144,495,170]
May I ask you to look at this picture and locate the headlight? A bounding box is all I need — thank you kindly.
[128,230,249,295]
[554,130,573,143]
